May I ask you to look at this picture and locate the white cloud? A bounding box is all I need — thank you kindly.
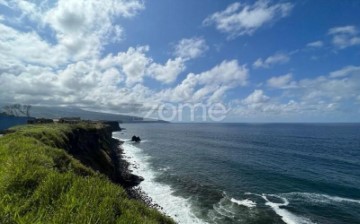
[267,73,296,89]
[297,75,359,103]
[148,58,186,84]
[159,60,248,103]
[0,1,183,110]
[43,0,144,59]
[307,40,323,48]
[196,60,248,86]
[242,89,269,105]
[328,25,360,49]
[0,57,157,109]
[0,0,145,68]
[203,0,293,38]
[328,26,357,35]
[1,1,359,121]
[0,0,44,23]
[232,65,360,118]
[99,46,186,86]
[253,53,290,68]
[0,2,248,121]
[3,0,189,88]
[0,1,8,7]
[115,46,152,86]
[329,65,360,78]
[174,37,208,60]
[0,23,68,67]
[232,98,339,118]
[110,25,124,43]
[286,65,360,104]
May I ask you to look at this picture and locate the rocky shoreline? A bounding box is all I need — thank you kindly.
[112,138,166,213]
[109,138,144,188]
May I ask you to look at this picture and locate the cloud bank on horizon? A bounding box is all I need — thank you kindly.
[0,0,360,122]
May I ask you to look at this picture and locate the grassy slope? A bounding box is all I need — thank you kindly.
[0,123,174,224]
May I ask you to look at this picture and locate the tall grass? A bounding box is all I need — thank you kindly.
[0,124,174,224]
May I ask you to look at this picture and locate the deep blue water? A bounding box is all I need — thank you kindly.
[0,116,30,131]
[114,123,360,224]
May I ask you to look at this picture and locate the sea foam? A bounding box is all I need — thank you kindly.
[261,194,314,224]
[230,198,256,208]
[120,139,206,224]
[282,192,360,205]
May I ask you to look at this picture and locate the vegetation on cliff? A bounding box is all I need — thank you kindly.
[0,123,174,224]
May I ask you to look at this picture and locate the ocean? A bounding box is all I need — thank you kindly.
[113,123,360,224]
[0,116,31,131]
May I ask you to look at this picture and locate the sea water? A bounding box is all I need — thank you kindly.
[113,123,360,224]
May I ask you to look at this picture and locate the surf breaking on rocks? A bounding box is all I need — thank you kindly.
[118,138,206,224]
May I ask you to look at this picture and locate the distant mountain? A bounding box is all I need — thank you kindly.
[29,106,168,123]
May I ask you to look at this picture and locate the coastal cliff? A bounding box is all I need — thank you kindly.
[0,123,174,223]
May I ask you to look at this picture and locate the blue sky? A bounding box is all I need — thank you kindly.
[0,0,360,122]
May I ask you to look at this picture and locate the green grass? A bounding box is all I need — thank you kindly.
[0,123,174,224]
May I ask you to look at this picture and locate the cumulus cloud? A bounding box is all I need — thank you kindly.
[196,60,248,86]
[232,98,339,118]
[174,37,208,60]
[148,58,186,84]
[114,46,152,86]
[242,89,269,105]
[1,1,359,121]
[253,53,290,69]
[265,66,360,107]
[328,25,360,49]
[0,56,158,109]
[0,0,145,67]
[297,75,359,104]
[267,73,296,89]
[0,23,68,67]
[159,60,248,103]
[0,0,198,113]
[231,65,360,118]
[203,0,293,38]
[43,0,144,59]
[294,66,360,104]
[234,89,305,116]
[99,46,186,86]
[0,1,163,109]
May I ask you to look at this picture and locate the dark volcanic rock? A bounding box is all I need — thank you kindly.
[58,126,144,190]
[131,135,141,142]
[125,174,144,187]
[102,121,121,132]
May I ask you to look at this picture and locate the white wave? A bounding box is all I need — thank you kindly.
[212,203,235,219]
[261,194,314,224]
[158,166,170,172]
[230,198,256,208]
[244,192,262,197]
[207,196,236,221]
[120,140,206,224]
[283,192,360,205]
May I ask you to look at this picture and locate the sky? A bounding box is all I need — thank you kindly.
[0,0,360,122]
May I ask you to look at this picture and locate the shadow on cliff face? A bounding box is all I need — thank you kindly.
[59,124,143,188]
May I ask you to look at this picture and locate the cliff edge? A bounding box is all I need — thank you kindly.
[0,123,174,224]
